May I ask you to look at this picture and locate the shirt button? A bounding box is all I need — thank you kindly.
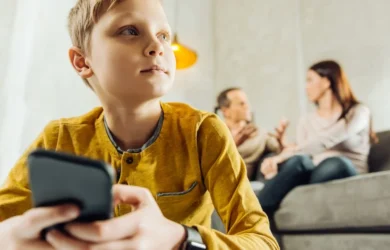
[126,157,134,164]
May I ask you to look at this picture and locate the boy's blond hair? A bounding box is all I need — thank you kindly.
[68,0,119,52]
[68,0,119,86]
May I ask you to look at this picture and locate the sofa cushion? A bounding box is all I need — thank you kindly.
[274,171,390,231]
[368,130,390,172]
[282,234,390,250]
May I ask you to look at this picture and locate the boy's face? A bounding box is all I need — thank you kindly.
[84,0,175,101]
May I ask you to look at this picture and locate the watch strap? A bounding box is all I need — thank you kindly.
[181,225,207,250]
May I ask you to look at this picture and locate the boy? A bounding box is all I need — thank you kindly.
[0,0,279,249]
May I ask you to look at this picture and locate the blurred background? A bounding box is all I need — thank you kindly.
[1,0,390,182]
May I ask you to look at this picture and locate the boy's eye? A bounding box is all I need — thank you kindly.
[120,26,139,36]
[159,33,170,42]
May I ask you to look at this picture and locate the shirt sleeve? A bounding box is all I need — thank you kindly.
[298,105,370,155]
[0,121,59,222]
[194,114,279,250]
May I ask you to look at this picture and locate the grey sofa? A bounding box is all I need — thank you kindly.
[273,130,390,250]
[212,131,390,250]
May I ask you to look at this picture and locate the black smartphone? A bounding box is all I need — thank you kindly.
[27,149,115,238]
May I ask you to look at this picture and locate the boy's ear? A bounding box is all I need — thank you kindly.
[68,46,93,79]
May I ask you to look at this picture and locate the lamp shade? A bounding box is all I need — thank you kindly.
[171,34,197,69]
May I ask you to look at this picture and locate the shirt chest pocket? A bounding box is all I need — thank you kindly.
[156,181,203,221]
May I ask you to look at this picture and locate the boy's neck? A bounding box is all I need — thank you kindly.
[103,99,162,150]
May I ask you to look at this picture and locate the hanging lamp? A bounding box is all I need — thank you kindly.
[172,34,197,69]
[171,0,197,69]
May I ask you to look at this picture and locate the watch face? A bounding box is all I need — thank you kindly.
[187,242,207,250]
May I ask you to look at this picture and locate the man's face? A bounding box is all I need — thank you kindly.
[86,0,176,102]
[223,90,252,122]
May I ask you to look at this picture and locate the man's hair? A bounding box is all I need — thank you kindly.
[214,87,241,113]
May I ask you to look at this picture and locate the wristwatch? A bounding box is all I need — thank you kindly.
[180,225,207,250]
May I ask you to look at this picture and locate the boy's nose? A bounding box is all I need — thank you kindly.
[145,41,164,57]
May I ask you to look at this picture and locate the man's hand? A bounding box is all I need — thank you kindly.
[46,185,186,250]
[269,118,289,149]
[0,204,80,250]
[260,156,281,180]
[233,123,258,147]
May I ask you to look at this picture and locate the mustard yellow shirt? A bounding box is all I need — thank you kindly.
[0,102,278,250]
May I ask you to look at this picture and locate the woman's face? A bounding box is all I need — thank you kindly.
[306,69,330,102]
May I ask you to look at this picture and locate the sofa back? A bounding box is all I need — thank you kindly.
[368,130,390,173]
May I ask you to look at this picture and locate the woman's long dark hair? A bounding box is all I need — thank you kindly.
[310,60,378,143]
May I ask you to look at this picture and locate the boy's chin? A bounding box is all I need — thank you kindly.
[103,79,173,101]
[136,81,173,99]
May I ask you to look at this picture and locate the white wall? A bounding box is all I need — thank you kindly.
[300,0,390,132]
[214,0,390,135]
[0,1,17,90]
[214,0,303,137]
[162,0,215,111]
[0,1,18,138]
[0,0,214,182]
[0,0,98,182]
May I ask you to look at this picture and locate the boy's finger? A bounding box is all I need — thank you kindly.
[21,240,55,250]
[47,230,88,249]
[65,211,142,243]
[17,205,80,239]
[112,185,157,209]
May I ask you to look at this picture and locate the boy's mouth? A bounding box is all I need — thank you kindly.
[140,65,167,74]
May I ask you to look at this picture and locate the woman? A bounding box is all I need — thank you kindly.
[258,60,377,217]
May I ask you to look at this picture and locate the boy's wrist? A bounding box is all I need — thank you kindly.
[172,223,186,250]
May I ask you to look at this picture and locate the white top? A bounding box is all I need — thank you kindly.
[296,104,371,173]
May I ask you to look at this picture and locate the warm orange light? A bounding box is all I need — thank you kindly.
[171,34,197,69]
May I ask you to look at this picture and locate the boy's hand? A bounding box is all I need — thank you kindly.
[46,185,186,250]
[0,204,80,250]
[233,123,258,147]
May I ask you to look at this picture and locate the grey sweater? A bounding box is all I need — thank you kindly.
[237,128,281,179]
[296,104,371,173]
